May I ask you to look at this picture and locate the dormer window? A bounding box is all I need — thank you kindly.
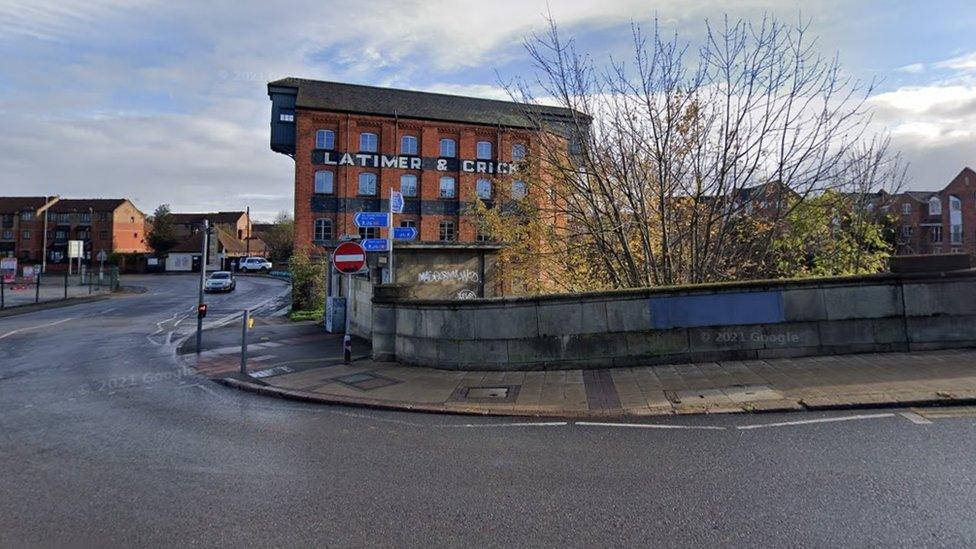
[928,197,942,216]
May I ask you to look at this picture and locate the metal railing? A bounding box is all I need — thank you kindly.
[0,266,120,310]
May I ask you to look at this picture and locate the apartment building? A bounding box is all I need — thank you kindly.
[892,167,976,256]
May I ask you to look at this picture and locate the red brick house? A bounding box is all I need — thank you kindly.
[891,167,976,256]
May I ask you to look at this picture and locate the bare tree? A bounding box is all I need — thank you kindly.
[491,14,904,291]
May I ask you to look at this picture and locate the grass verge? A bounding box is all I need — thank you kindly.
[289,308,323,322]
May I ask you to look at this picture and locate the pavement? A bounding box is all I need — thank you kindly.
[184,319,976,418]
[7,273,976,546]
[0,272,114,310]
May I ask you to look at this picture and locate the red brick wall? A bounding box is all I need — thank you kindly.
[293,109,538,253]
[894,168,976,256]
[111,201,150,253]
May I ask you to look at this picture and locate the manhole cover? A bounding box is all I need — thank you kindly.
[467,387,509,399]
[333,372,401,391]
[336,373,373,384]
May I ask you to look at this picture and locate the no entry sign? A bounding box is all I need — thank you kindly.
[332,241,366,274]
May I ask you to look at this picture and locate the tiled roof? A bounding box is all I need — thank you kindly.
[49,198,128,212]
[170,212,247,225]
[0,196,53,213]
[168,227,254,256]
[268,77,589,130]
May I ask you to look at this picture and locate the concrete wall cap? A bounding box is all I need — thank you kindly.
[376,269,976,308]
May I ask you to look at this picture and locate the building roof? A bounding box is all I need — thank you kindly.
[170,211,247,225]
[902,191,936,202]
[49,198,128,212]
[0,196,54,214]
[168,227,246,254]
[268,77,589,130]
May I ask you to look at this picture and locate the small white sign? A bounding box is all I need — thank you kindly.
[68,240,84,259]
[390,191,404,214]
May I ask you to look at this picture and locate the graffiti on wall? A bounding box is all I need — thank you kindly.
[417,269,480,284]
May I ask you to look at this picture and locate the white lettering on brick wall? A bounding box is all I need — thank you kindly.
[417,269,480,284]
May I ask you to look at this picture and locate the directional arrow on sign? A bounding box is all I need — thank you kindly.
[392,227,418,241]
[354,212,389,228]
[361,238,389,252]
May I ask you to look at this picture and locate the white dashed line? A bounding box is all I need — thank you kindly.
[900,412,933,425]
[735,413,895,430]
[576,421,726,431]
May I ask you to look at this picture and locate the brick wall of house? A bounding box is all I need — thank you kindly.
[894,167,976,257]
[111,200,150,253]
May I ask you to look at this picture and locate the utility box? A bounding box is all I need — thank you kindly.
[325,296,346,333]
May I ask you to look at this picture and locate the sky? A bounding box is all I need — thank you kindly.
[0,0,974,221]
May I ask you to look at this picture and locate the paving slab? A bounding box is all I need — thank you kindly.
[186,321,976,418]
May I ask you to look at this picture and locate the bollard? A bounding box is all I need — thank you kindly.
[1,274,4,309]
[343,334,352,364]
[35,270,41,304]
[240,309,250,374]
[63,271,68,299]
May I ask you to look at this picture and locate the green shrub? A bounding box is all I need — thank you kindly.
[289,248,326,311]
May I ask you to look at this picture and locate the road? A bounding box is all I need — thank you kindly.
[1,274,975,547]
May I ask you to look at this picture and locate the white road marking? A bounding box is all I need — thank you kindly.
[454,422,568,428]
[0,317,75,340]
[735,413,895,430]
[576,421,726,431]
[901,411,933,425]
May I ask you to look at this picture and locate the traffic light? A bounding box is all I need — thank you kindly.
[197,303,208,319]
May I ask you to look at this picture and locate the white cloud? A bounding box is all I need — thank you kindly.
[896,62,926,74]
[935,51,976,72]
[0,0,942,216]
[869,51,976,189]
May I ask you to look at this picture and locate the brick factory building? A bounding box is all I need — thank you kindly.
[267,78,584,258]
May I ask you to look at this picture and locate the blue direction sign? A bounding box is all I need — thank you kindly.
[392,226,418,241]
[354,212,389,228]
[361,238,389,252]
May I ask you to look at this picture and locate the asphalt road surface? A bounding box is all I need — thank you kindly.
[2,275,975,547]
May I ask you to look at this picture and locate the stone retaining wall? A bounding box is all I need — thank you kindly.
[371,270,976,370]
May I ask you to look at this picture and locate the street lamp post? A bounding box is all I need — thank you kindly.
[40,197,50,274]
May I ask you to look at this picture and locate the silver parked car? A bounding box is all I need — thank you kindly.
[204,271,236,293]
[239,257,273,273]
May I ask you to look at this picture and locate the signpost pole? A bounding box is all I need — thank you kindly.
[344,272,352,363]
[388,190,394,284]
[331,240,366,364]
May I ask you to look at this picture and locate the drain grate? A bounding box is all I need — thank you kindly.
[467,387,509,399]
[452,385,521,403]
